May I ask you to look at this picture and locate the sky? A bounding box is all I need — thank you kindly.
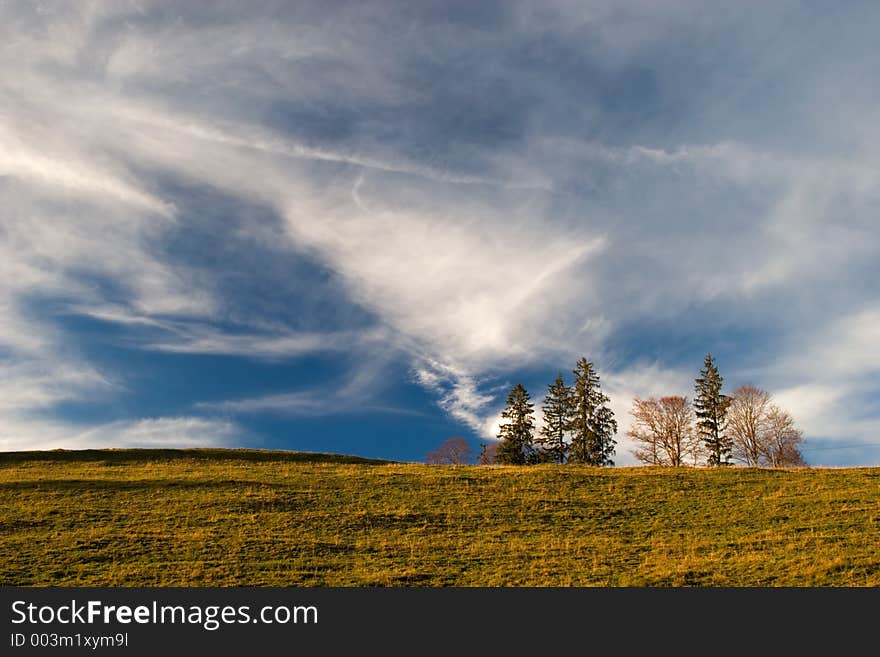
[1,1,878,465]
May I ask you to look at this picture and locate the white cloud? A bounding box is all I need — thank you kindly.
[282,190,606,369]
[414,360,496,435]
[793,307,880,380]
[199,392,333,416]
[145,327,374,360]
[69,304,169,328]
[197,352,414,418]
[0,416,239,451]
[0,122,174,217]
[766,305,880,450]
[0,362,111,414]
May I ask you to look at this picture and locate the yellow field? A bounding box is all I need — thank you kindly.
[1,449,878,586]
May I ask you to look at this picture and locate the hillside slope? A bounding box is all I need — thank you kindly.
[1,449,878,586]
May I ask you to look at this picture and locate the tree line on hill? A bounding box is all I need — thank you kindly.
[426,353,805,467]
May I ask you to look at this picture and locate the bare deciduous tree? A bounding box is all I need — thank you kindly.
[627,396,698,466]
[476,442,498,465]
[728,386,806,467]
[761,405,805,467]
[426,437,474,465]
[728,385,772,466]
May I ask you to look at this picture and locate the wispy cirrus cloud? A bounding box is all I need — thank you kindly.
[197,357,420,418]
[144,327,380,360]
[0,416,240,452]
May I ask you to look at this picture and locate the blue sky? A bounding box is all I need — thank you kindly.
[1,1,878,465]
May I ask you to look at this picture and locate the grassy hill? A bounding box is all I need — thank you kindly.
[1,449,878,586]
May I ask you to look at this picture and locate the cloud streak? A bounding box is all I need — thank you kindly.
[0,417,240,452]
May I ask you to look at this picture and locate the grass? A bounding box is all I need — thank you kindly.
[1,448,879,586]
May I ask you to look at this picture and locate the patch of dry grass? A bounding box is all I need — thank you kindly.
[1,450,878,586]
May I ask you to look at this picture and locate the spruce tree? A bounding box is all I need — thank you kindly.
[496,384,536,465]
[537,373,572,464]
[694,353,732,466]
[568,358,617,466]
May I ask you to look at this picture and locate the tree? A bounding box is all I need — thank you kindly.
[760,405,806,467]
[476,442,498,465]
[536,373,573,464]
[568,358,617,466]
[628,396,698,466]
[728,385,772,466]
[426,437,474,465]
[496,384,536,465]
[694,353,732,466]
[728,386,807,467]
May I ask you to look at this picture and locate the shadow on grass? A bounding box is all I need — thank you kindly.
[0,448,395,466]
[0,478,294,492]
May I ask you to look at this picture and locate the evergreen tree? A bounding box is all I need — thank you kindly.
[496,384,536,465]
[537,373,572,464]
[694,353,732,466]
[568,358,617,466]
